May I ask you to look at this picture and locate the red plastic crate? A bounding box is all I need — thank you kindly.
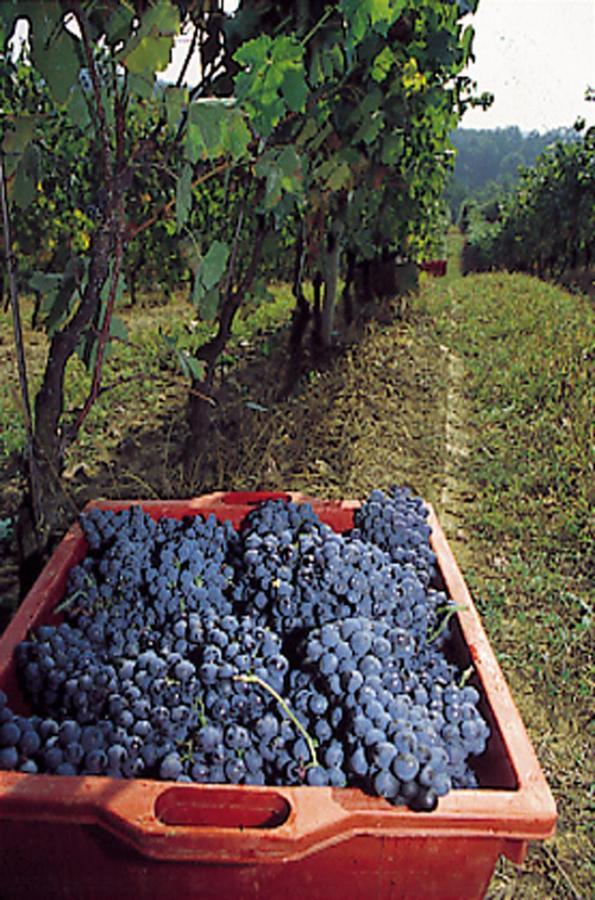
[420,260,448,277]
[0,492,556,900]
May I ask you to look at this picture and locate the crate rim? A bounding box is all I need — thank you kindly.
[0,491,557,866]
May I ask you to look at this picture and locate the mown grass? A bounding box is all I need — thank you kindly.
[418,267,593,897]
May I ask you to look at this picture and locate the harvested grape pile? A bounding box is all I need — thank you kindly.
[0,488,490,812]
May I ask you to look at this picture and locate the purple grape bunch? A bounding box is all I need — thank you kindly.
[1,490,490,812]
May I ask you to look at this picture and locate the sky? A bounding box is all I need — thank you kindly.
[460,0,595,132]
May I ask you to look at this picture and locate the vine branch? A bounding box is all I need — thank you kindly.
[176,16,201,89]
[127,160,231,241]
[65,75,128,445]
[0,153,41,527]
[71,1,113,195]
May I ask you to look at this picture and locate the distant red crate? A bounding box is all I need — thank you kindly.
[421,260,448,277]
[0,492,556,900]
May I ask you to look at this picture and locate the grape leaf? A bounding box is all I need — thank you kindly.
[33,28,80,104]
[233,34,272,72]
[234,34,303,137]
[225,109,252,160]
[326,160,352,191]
[185,356,206,382]
[457,0,479,14]
[104,6,135,47]
[371,46,394,83]
[124,34,174,74]
[197,287,220,322]
[381,132,404,164]
[128,72,156,100]
[119,0,179,75]
[67,84,92,129]
[186,103,225,161]
[9,1,80,104]
[278,145,301,178]
[281,67,307,113]
[75,327,97,372]
[367,0,395,28]
[251,95,285,139]
[1,116,40,176]
[354,112,384,145]
[29,272,62,295]
[191,275,205,309]
[461,25,475,64]
[109,317,128,342]
[176,164,193,231]
[34,261,81,337]
[12,143,40,209]
[200,240,229,290]
[164,86,187,130]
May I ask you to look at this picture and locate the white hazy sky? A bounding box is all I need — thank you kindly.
[461,0,595,132]
[164,0,595,134]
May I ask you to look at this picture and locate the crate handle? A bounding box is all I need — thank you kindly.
[153,784,291,829]
[0,773,356,861]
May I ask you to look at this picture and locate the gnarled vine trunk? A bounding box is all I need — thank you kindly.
[319,219,342,348]
[16,223,115,592]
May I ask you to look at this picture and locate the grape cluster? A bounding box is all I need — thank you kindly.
[233,499,443,642]
[301,616,487,806]
[352,486,438,586]
[1,490,490,811]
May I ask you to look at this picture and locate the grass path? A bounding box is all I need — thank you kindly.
[420,245,593,898]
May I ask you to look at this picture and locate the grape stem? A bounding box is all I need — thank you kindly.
[425,603,467,644]
[193,693,208,729]
[55,589,86,615]
[458,666,474,687]
[234,673,319,768]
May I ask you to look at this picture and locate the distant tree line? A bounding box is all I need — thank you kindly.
[460,123,594,282]
[445,125,580,221]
